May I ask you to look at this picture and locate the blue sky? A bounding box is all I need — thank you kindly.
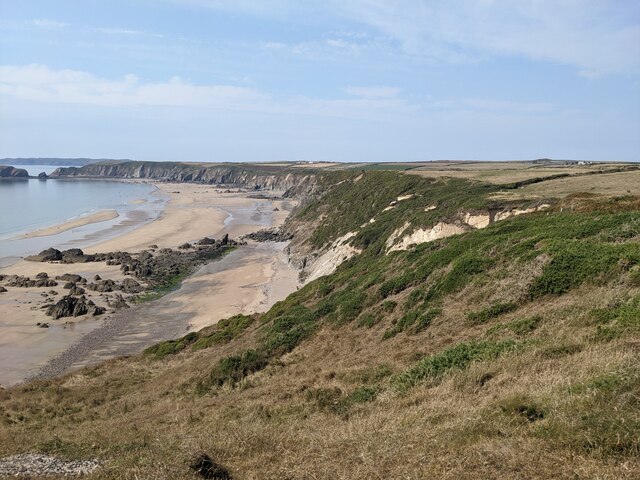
[0,0,639,162]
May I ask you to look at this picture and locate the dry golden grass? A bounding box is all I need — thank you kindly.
[1,172,638,479]
[408,160,636,187]
[492,170,640,200]
[1,280,638,479]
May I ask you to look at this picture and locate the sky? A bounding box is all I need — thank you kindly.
[0,0,639,162]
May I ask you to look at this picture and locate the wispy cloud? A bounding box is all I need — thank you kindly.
[31,19,69,29]
[0,64,413,119]
[431,98,556,115]
[94,27,143,35]
[0,64,261,109]
[345,86,400,99]
[333,0,640,75]
[176,0,640,76]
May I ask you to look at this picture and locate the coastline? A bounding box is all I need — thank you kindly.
[18,209,119,239]
[0,179,166,267]
[0,182,300,386]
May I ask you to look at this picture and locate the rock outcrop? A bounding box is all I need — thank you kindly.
[4,275,58,288]
[0,166,28,178]
[46,295,106,319]
[243,229,294,242]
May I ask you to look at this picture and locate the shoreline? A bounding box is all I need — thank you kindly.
[0,183,299,386]
[0,180,165,267]
[17,210,120,239]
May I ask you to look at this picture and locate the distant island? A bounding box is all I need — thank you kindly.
[0,158,131,167]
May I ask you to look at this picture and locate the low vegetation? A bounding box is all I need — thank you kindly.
[0,171,638,478]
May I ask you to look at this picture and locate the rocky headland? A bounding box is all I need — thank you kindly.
[0,165,28,178]
[50,160,320,197]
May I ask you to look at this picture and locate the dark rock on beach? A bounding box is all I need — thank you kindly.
[4,275,57,288]
[57,273,84,283]
[26,248,98,263]
[243,228,294,242]
[26,248,63,262]
[46,295,106,320]
[120,278,142,293]
[69,285,86,296]
[0,287,7,293]
[87,279,117,292]
[196,237,216,245]
[107,294,129,310]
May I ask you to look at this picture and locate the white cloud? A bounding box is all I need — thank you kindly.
[94,27,144,35]
[0,64,262,109]
[0,64,413,119]
[332,0,640,75]
[174,0,640,76]
[31,19,69,29]
[345,86,401,98]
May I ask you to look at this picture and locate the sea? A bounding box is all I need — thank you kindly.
[0,165,167,265]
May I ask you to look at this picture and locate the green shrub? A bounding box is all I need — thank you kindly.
[466,302,517,325]
[392,340,518,392]
[507,315,541,335]
[192,315,254,350]
[356,313,378,328]
[381,300,398,313]
[383,310,419,339]
[209,349,268,386]
[529,242,635,298]
[590,295,640,341]
[414,308,441,332]
[144,332,199,358]
[306,385,378,414]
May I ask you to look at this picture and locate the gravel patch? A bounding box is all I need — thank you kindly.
[0,453,100,477]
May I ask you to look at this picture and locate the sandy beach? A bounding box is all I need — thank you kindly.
[18,210,120,239]
[0,182,299,386]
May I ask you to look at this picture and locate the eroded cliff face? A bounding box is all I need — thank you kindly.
[50,162,319,197]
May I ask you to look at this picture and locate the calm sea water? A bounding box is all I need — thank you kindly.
[0,167,166,263]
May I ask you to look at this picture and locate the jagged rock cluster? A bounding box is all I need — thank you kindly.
[26,240,238,288]
[243,229,294,242]
[46,295,106,320]
[1,272,58,288]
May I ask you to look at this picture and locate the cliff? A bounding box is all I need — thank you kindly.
[1,158,127,167]
[0,165,29,178]
[50,161,318,197]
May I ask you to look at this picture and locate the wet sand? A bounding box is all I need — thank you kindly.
[35,243,298,378]
[0,183,299,386]
[19,210,119,239]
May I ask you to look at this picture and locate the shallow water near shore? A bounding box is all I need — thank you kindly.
[0,178,164,265]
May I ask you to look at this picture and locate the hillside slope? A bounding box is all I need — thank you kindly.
[1,172,638,479]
